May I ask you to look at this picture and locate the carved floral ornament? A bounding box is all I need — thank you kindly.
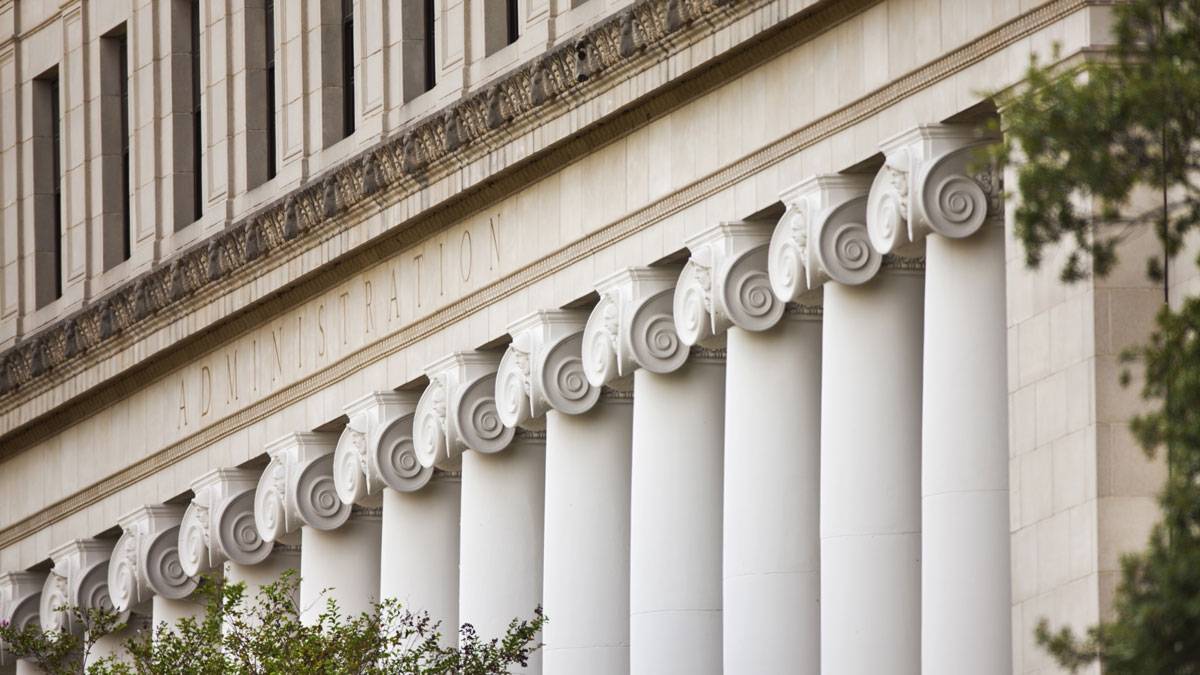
[582,267,689,389]
[179,468,273,577]
[414,352,515,470]
[768,174,881,302]
[108,506,198,612]
[674,221,784,345]
[254,433,352,543]
[865,123,1003,255]
[39,539,120,635]
[496,310,600,430]
[333,391,434,507]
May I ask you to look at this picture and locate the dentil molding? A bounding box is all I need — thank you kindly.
[254,433,350,542]
[40,539,120,635]
[179,468,273,577]
[414,353,514,470]
[496,310,599,430]
[108,506,198,612]
[582,267,688,389]
[768,174,879,302]
[866,123,1003,254]
[674,221,784,344]
[333,391,433,506]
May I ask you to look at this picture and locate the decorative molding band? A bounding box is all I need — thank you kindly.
[600,386,636,401]
[689,346,728,361]
[882,255,927,272]
[784,302,824,318]
[514,429,548,441]
[0,0,1097,555]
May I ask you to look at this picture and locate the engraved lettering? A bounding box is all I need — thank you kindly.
[460,230,472,282]
[339,292,350,345]
[364,280,375,334]
[389,267,400,320]
[177,379,188,428]
[225,350,239,404]
[489,216,500,271]
[318,305,327,356]
[271,326,283,383]
[413,254,423,308]
[200,366,212,417]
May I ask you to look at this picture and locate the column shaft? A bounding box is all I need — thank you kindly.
[542,395,634,675]
[152,595,203,633]
[459,437,546,672]
[723,316,821,674]
[300,514,382,623]
[820,271,924,675]
[629,356,725,675]
[381,475,461,643]
[922,228,1012,673]
[225,547,301,604]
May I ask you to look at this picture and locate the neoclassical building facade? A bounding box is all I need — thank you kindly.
[0,0,1167,674]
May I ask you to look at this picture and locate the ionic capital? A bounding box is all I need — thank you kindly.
[582,267,687,388]
[254,432,350,542]
[496,310,598,429]
[108,506,198,612]
[769,174,879,301]
[674,221,783,344]
[179,468,272,577]
[334,391,433,504]
[40,539,120,635]
[414,352,514,470]
[866,123,1002,254]
[0,571,44,663]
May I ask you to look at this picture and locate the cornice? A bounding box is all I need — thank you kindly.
[0,0,782,416]
[0,0,1100,558]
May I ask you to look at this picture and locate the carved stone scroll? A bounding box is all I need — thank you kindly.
[254,432,351,542]
[496,310,599,430]
[866,124,1002,254]
[0,571,44,664]
[40,539,121,635]
[768,174,879,301]
[108,506,198,611]
[582,267,688,389]
[334,391,433,505]
[179,468,272,576]
[414,352,514,470]
[674,221,784,345]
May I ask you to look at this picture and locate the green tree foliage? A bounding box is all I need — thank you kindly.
[994,0,1200,672]
[0,571,545,675]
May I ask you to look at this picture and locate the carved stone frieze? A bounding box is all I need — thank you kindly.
[496,310,598,430]
[40,539,121,635]
[108,506,198,612]
[866,124,1003,254]
[254,432,350,542]
[414,352,514,470]
[334,391,433,505]
[582,267,688,389]
[768,174,879,301]
[674,221,784,344]
[179,468,272,576]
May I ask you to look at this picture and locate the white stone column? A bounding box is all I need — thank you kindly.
[582,267,724,675]
[770,174,923,675]
[224,545,302,613]
[496,310,633,674]
[675,220,820,675]
[867,124,1011,675]
[413,352,543,667]
[332,390,459,639]
[0,572,44,674]
[254,432,382,623]
[459,433,546,671]
[180,468,275,579]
